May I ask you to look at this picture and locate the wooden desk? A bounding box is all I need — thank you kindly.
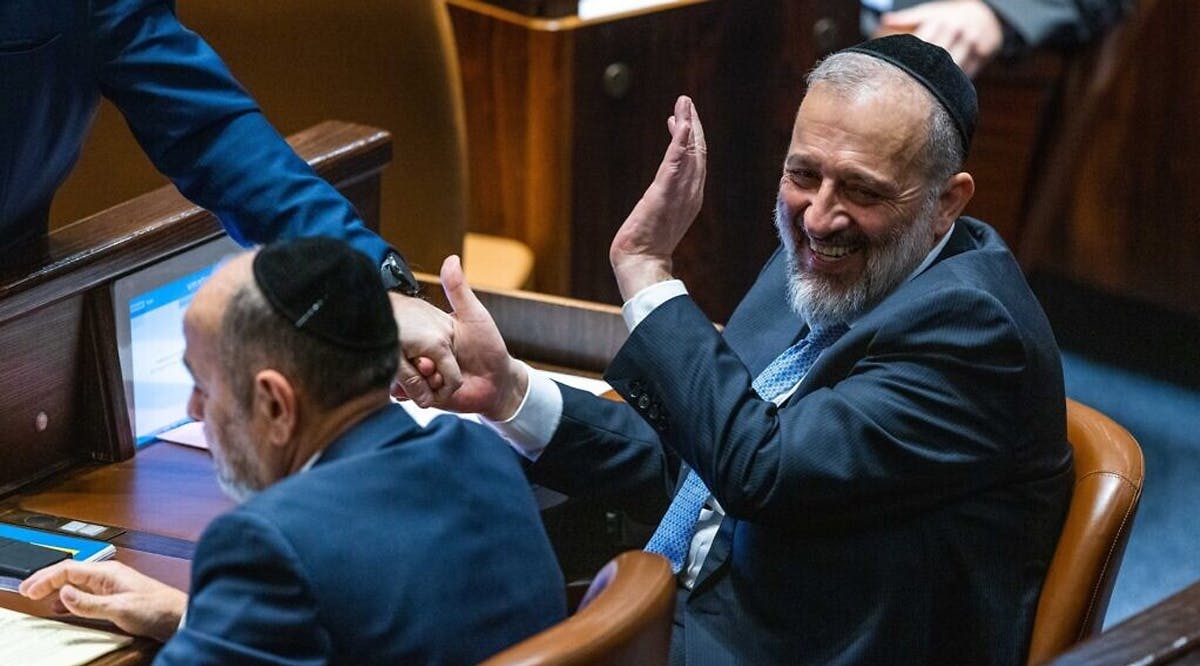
[2,446,220,665]
[0,121,391,664]
[14,443,233,550]
[1049,580,1200,665]
[449,0,857,321]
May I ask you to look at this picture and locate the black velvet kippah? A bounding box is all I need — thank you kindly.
[252,237,397,352]
[843,34,977,153]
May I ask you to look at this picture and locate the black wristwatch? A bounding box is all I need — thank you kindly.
[380,250,421,296]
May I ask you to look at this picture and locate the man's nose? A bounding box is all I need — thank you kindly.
[803,181,848,238]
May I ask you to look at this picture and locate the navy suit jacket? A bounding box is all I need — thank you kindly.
[530,218,1073,664]
[154,405,566,665]
[0,0,389,262]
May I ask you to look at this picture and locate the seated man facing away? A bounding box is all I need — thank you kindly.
[21,238,566,664]
[428,35,1073,664]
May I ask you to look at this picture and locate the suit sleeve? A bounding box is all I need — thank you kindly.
[603,285,1031,528]
[153,510,329,666]
[528,385,679,523]
[88,0,391,264]
[983,0,1131,52]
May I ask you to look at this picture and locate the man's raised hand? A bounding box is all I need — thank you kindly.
[609,95,708,301]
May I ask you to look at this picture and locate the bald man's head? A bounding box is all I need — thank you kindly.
[182,240,399,500]
[199,242,399,414]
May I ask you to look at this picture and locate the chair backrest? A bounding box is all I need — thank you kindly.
[480,551,675,666]
[53,0,467,273]
[1026,399,1145,665]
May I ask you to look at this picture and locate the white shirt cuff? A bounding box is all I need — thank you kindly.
[621,279,688,332]
[483,362,562,461]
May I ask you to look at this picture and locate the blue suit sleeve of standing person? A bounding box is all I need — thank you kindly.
[153,510,329,666]
[90,0,392,264]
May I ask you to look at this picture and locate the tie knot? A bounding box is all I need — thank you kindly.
[749,322,848,401]
[806,322,849,351]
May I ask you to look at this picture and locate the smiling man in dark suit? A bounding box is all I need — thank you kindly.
[428,35,1073,664]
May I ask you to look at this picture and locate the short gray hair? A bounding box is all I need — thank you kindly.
[806,52,965,188]
[218,281,399,412]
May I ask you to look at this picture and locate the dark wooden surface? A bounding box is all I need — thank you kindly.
[2,444,224,666]
[419,272,627,375]
[962,53,1065,247]
[1049,580,1200,665]
[15,443,234,545]
[450,0,856,322]
[1042,0,1200,317]
[0,297,87,497]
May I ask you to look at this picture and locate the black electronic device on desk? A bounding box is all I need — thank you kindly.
[0,523,116,591]
[0,536,69,582]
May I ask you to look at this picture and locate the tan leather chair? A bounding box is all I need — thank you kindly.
[481,551,675,666]
[1026,399,1145,665]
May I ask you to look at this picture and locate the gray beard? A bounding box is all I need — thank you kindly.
[210,424,263,504]
[217,473,259,504]
[774,196,938,325]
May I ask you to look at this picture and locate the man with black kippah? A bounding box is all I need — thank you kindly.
[428,35,1073,663]
[20,237,566,664]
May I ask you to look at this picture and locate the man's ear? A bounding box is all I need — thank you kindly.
[934,172,975,237]
[251,369,297,448]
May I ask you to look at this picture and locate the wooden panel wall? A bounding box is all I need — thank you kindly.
[1046,0,1200,317]
[963,54,1064,247]
[451,0,857,322]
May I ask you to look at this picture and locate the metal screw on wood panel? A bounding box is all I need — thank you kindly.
[813,17,840,55]
[35,411,49,432]
[603,62,633,99]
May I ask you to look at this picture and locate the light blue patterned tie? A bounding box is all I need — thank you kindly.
[644,322,849,572]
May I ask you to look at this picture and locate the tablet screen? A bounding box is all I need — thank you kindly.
[111,236,241,447]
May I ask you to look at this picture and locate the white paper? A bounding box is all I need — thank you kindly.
[0,607,132,666]
[157,420,209,449]
[541,370,611,396]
